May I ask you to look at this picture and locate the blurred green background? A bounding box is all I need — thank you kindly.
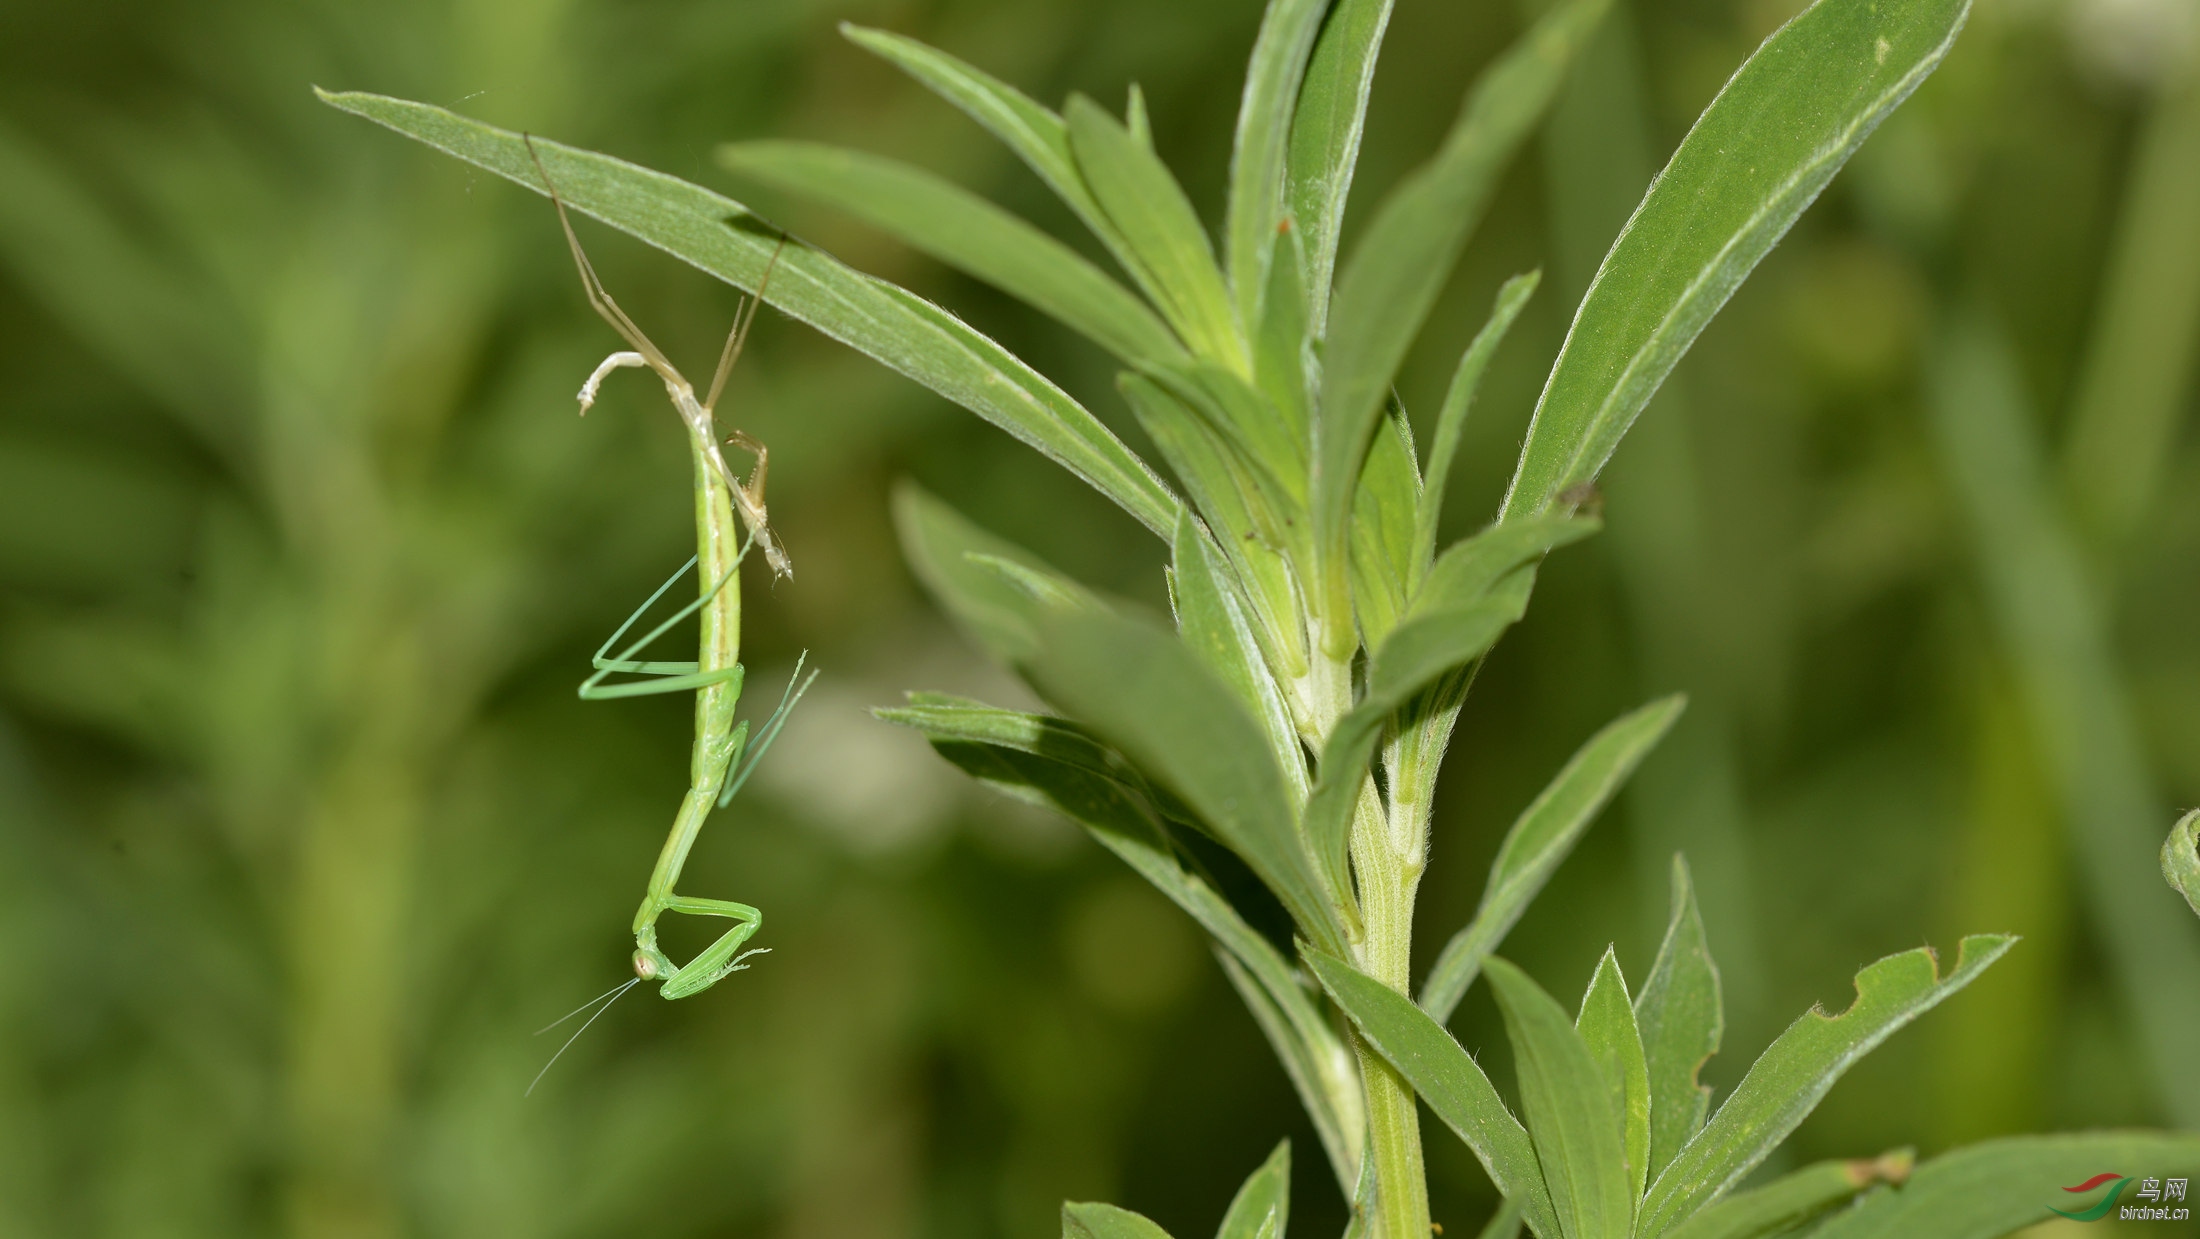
[0,0,2195,1236]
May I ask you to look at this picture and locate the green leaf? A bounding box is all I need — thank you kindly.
[1151,357,1308,506]
[1251,221,1313,443]
[1637,936,2017,1239]
[2167,809,2200,918]
[1417,272,1540,582]
[1216,1139,1291,1239]
[1286,0,1397,331]
[1499,0,1971,520]
[1119,375,1309,681]
[1311,0,1607,636]
[1420,697,1684,1022]
[1486,957,1634,1239]
[1024,606,1350,954]
[1171,511,1313,809]
[876,696,1365,1191]
[1350,407,1422,650]
[1066,96,1243,367]
[1805,1133,2200,1239]
[1635,856,1724,1185]
[838,26,1125,255]
[1575,949,1650,1202]
[890,482,1097,665]
[1371,517,1598,710]
[1473,1200,1524,1239]
[1066,1202,1176,1239]
[716,140,1184,369]
[1661,1152,1909,1239]
[1228,0,1331,332]
[318,90,1181,539]
[1303,519,1602,907]
[1304,948,1559,1239]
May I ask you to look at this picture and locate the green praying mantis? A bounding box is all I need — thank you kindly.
[524,138,815,1090]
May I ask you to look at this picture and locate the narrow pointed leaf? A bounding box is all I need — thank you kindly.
[1305,948,1559,1239]
[1486,957,1634,1239]
[1066,1202,1176,1239]
[1661,1152,1910,1239]
[1576,949,1650,1202]
[1287,0,1398,329]
[1172,511,1312,808]
[1638,936,2017,1238]
[1806,1134,2200,1239]
[1119,374,1308,682]
[1473,1199,1524,1239]
[1252,222,1313,442]
[1025,606,1349,954]
[839,26,1121,249]
[320,90,1181,538]
[1228,0,1331,330]
[1635,855,1724,1184]
[1216,1140,1292,1239]
[1417,272,1540,580]
[717,140,1184,368]
[1499,0,1972,519]
[2167,809,2200,918]
[1218,953,1364,1195]
[877,696,1364,1191]
[1312,0,1606,629]
[1152,357,1308,502]
[1067,96,1242,365]
[1350,408,1422,650]
[1421,696,1684,1021]
[891,482,1098,665]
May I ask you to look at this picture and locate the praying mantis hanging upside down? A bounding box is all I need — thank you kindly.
[528,137,815,1007]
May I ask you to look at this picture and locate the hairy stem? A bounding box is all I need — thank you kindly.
[1350,774,1430,1237]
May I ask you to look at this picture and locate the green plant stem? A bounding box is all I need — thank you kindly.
[1349,772,1430,1237]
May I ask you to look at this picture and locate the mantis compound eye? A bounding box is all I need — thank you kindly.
[633,951,662,981]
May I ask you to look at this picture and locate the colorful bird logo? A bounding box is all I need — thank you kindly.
[2051,1173,2130,1221]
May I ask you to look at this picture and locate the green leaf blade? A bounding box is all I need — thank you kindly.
[1420,696,1684,1022]
[716,140,1184,368]
[876,695,1367,1193]
[2168,809,2200,918]
[1171,511,1313,808]
[1575,949,1651,1202]
[1638,936,2017,1238]
[1661,1153,1908,1239]
[1066,1202,1177,1239]
[1305,948,1559,1239]
[1486,957,1635,1239]
[1026,606,1348,954]
[1635,856,1724,1185]
[1806,1133,2200,1239]
[890,482,1095,666]
[1499,0,1971,519]
[1286,0,1398,329]
[1066,96,1243,367]
[1228,0,1331,331]
[1417,271,1540,580]
[1312,0,1607,625]
[319,90,1181,538]
[1216,1140,1292,1239]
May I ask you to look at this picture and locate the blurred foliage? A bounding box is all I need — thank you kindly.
[0,0,2193,1237]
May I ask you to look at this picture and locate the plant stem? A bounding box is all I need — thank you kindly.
[1350,777,1431,1238]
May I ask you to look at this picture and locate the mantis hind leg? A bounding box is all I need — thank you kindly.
[638,897,766,1000]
